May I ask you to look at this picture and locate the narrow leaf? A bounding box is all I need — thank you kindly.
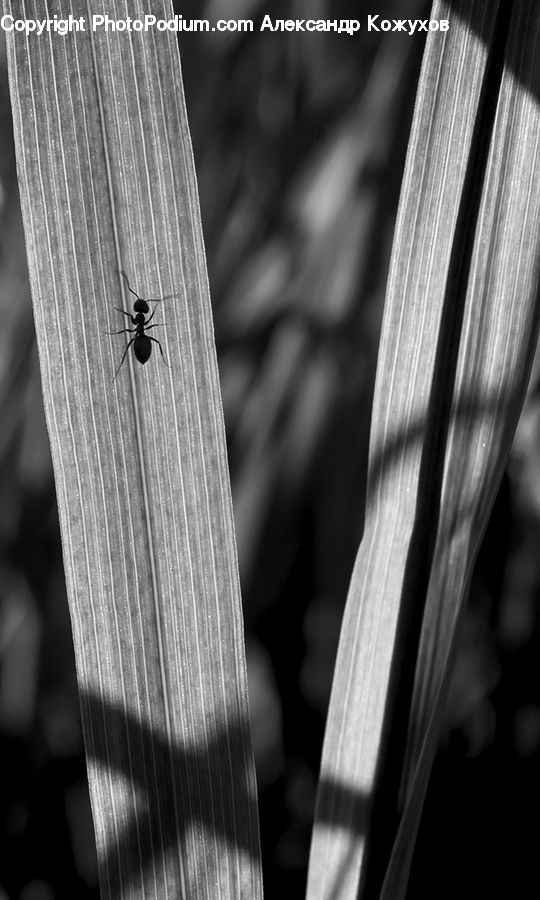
[5,1,262,896]
[307,1,540,898]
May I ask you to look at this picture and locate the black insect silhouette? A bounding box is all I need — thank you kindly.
[107,271,174,380]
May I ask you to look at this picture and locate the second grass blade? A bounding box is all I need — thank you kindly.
[307,0,540,897]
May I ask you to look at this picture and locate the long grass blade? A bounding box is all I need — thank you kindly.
[307,1,540,897]
[5,0,262,896]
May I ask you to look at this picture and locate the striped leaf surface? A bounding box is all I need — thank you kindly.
[307,1,540,898]
[4,1,262,897]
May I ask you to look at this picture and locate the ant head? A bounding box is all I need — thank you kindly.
[134,298,150,314]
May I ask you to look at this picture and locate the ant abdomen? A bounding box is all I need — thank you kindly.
[134,336,152,364]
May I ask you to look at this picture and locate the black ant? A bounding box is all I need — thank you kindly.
[106,271,174,380]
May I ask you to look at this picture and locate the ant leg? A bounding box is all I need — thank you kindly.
[144,293,179,303]
[119,269,142,302]
[113,337,136,381]
[144,307,166,327]
[106,327,136,336]
[144,323,165,330]
[148,336,171,368]
[114,307,135,322]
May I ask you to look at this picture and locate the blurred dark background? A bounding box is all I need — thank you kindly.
[1,1,540,898]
